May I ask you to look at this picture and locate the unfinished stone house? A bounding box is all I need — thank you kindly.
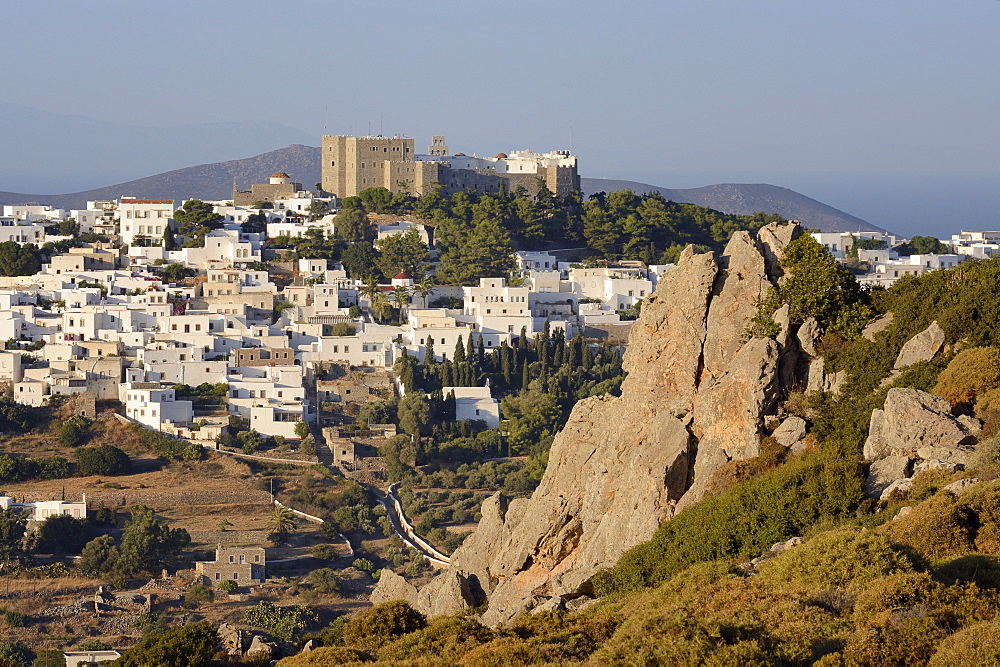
[195,545,266,586]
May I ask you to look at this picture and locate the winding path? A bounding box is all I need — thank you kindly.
[375,483,451,568]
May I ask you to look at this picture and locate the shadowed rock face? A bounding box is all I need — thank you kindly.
[372,222,806,625]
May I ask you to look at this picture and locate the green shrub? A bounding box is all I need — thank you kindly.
[113,620,217,666]
[132,423,203,461]
[928,618,1000,666]
[759,526,914,593]
[77,535,119,576]
[0,641,33,667]
[311,544,337,561]
[77,639,111,651]
[341,600,426,651]
[933,346,1000,411]
[3,611,25,627]
[881,492,978,562]
[185,583,213,604]
[57,415,90,447]
[217,579,237,594]
[374,616,496,663]
[277,646,373,665]
[353,557,375,573]
[306,568,340,594]
[75,445,130,476]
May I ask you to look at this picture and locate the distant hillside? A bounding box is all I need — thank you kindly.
[0,103,315,193]
[0,145,322,210]
[1,145,878,233]
[582,178,885,234]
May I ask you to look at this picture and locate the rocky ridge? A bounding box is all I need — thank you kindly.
[373,222,828,625]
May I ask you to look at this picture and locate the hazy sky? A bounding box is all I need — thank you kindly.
[4,0,999,235]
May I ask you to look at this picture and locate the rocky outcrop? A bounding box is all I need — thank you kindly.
[894,321,945,369]
[371,222,811,625]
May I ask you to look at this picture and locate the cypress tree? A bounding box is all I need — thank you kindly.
[454,337,466,363]
[521,359,530,392]
[500,341,512,385]
[553,329,565,368]
[467,331,476,365]
[478,334,485,362]
[425,335,435,364]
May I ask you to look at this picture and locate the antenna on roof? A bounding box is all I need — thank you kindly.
[380,113,383,136]
[324,105,328,133]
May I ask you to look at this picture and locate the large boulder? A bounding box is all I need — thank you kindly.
[894,321,945,369]
[866,455,913,498]
[796,318,821,358]
[864,388,979,461]
[773,416,807,447]
[245,636,276,662]
[217,623,247,657]
[370,569,419,608]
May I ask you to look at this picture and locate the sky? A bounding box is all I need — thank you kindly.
[3,0,999,236]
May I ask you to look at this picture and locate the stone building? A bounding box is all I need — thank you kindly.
[195,545,266,586]
[234,172,303,207]
[321,134,580,198]
[321,136,417,199]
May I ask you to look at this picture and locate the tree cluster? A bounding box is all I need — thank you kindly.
[78,505,190,576]
[173,199,223,248]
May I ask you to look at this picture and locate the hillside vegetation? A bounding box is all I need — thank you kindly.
[272,254,1000,664]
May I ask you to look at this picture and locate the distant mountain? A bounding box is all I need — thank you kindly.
[0,103,315,193]
[1,144,878,233]
[0,145,322,210]
[582,178,885,234]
